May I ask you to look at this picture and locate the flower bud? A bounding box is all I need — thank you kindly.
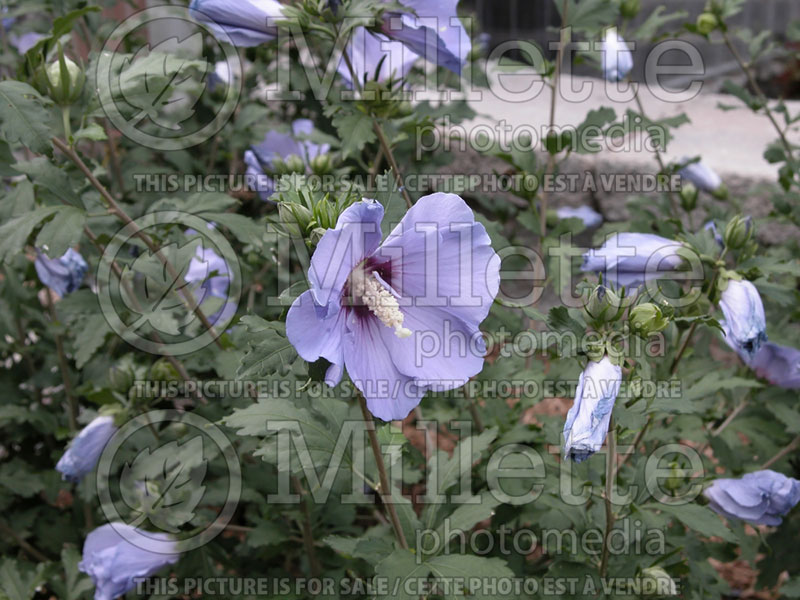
[43,53,85,105]
[149,358,180,382]
[278,201,314,236]
[696,12,718,35]
[309,153,333,175]
[583,285,623,325]
[284,154,307,175]
[629,303,669,336]
[640,566,678,596]
[620,0,641,19]
[109,364,135,394]
[723,215,752,249]
[679,182,698,211]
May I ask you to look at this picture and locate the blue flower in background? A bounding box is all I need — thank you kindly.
[189,0,284,46]
[601,28,633,81]
[341,0,471,83]
[557,205,603,228]
[35,247,88,297]
[244,119,330,201]
[286,193,500,421]
[581,233,684,288]
[184,237,237,326]
[746,342,800,389]
[563,356,622,463]
[679,158,723,194]
[56,415,117,482]
[704,470,800,526]
[79,523,180,600]
[9,31,44,53]
[718,278,766,361]
[703,221,724,247]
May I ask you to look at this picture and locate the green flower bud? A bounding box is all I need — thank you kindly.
[583,286,624,325]
[629,302,669,336]
[620,0,641,19]
[149,358,180,382]
[109,364,135,394]
[723,215,752,249]
[640,566,678,596]
[696,12,718,35]
[278,201,314,236]
[309,153,333,175]
[679,182,698,212]
[43,54,85,105]
[284,154,306,175]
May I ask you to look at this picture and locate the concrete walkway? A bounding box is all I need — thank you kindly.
[465,73,800,181]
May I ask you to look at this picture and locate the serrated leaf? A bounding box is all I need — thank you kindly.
[0,205,61,264]
[0,559,47,600]
[74,314,111,369]
[35,206,86,257]
[0,81,54,154]
[374,549,431,600]
[73,123,107,142]
[202,212,264,248]
[13,157,81,207]
[644,503,737,543]
[426,554,515,600]
[235,321,298,381]
[332,111,376,158]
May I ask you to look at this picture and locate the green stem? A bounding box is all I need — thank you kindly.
[632,91,679,215]
[761,434,800,469]
[61,107,72,143]
[340,50,413,209]
[599,417,617,577]
[51,137,223,349]
[293,477,322,576]
[358,394,409,549]
[539,0,569,244]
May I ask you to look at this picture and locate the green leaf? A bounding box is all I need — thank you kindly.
[721,80,762,111]
[202,212,264,248]
[374,549,431,600]
[235,319,298,381]
[332,111,376,159]
[74,314,112,369]
[426,555,515,600]
[0,460,45,498]
[324,534,395,564]
[13,157,81,207]
[0,81,54,154]
[643,503,737,543]
[0,205,62,264]
[0,559,47,600]
[61,547,94,600]
[35,206,86,257]
[73,123,107,143]
[631,7,689,41]
[428,493,501,556]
